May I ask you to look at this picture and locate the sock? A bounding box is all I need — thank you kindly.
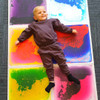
[45,82,55,93]
[67,74,80,84]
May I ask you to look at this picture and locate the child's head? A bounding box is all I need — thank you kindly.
[33,6,48,21]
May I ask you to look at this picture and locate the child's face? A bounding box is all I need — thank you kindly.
[34,7,48,21]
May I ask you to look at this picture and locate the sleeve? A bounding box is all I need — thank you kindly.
[18,24,33,42]
[52,19,72,33]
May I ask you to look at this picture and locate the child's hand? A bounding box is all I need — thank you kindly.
[15,40,20,45]
[72,29,78,34]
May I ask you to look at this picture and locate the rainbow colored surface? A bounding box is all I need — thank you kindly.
[8,0,98,100]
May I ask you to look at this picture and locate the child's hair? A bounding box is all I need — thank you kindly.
[33,6,45,16]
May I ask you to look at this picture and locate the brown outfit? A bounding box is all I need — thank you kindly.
[18,18,72,81]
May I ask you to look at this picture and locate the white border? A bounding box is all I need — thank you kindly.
[86,0,98,99]
[8,0,10,99]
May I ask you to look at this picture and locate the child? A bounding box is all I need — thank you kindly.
[15,6,80,93]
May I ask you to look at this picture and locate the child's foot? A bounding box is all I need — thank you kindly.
[45,82,55,93]
[67,74,80,84]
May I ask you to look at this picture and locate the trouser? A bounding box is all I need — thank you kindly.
[38,42,70,81]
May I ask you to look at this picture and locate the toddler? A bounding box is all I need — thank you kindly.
[16,6,80,93]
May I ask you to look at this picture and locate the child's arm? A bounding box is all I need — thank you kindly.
[52,19,77,34]
[15,24,33,45]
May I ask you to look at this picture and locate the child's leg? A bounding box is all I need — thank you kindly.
[52,47,80,84]
[40,54,55,92]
